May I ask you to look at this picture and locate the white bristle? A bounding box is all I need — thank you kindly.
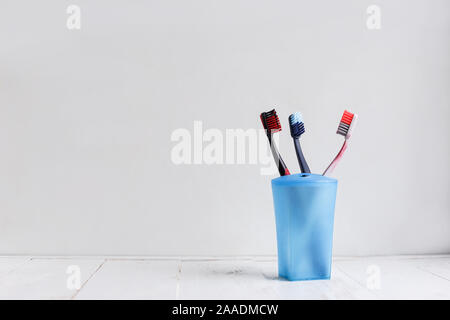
[289,112,303,125]
[346,113,358,138]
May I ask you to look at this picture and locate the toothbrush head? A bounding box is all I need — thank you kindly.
[260,109,282,133]
[288,112,305,138]
[337,110,358,139]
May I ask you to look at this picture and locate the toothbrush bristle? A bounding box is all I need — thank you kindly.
[337,110,355,137]
[289,112,305,138]
[260,109,281,132]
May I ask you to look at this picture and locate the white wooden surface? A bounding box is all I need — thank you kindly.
[76,259,180,299]
[0,258,104,299]
[0,255,449,299]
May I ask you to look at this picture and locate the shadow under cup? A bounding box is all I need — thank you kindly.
[271,173,338,281]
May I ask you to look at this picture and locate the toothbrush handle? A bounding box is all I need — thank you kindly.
[293,138,311,173]
[268,134,290,176]
[323,140,348,176]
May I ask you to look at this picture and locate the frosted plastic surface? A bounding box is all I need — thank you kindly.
[271,173,338,281]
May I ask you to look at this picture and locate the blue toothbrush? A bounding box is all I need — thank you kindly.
[289,112,311,173]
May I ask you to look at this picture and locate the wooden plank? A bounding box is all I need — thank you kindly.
[411,257,450,282]
[0,257,31,278]
[178,258,376,299]
[336,257,450,300]
[75,259,180,299]
[0,258,104,299]
[178,259,278,299]
[256,259,377,300]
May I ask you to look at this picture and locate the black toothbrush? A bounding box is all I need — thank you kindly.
[260,109,291,176]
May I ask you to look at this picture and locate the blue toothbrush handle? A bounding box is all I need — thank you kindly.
[293,138,311,173]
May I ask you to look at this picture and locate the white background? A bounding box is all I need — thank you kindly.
[0,0,449,256]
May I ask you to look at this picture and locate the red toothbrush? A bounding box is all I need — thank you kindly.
[323,110,358,176]
[260,109,291,176]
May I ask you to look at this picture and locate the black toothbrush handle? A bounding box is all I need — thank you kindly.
[268,134,290,176]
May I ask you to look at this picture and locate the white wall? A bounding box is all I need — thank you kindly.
[0,0,449,256]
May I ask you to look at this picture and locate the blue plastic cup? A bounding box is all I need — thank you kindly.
[271,173,338,281]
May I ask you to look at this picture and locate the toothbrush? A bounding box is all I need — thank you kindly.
[260,109,291,176]
[288,112,311,173]
[323,110,358,176]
